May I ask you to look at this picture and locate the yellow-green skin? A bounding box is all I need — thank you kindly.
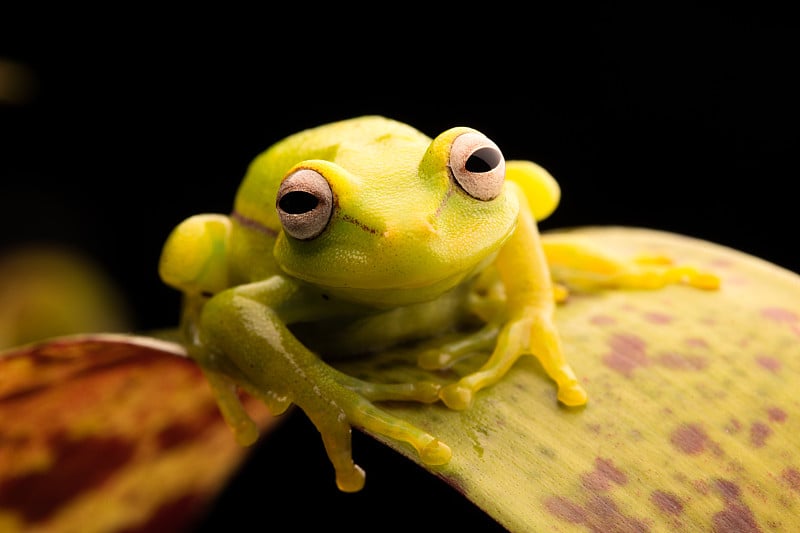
[159,116,718,492]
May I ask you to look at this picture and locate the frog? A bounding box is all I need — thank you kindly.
[158,115,719,492]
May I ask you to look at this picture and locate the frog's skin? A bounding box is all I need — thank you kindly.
[159,116,719,492]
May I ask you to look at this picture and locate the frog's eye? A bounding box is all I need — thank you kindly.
[449,132,506,201]
[276,168,334,240]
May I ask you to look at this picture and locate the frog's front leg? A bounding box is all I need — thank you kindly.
[437,182,587,410]
[195,277,450,492]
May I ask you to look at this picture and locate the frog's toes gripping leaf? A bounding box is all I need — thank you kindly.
[303,371,454,492]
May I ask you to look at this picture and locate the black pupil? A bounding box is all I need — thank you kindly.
[280,191,319,214]
[465,147,500,173]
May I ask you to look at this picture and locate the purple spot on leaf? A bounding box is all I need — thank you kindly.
[651,490,684,515]
[755,355,781,373]
[590,315,616,326]
[767,407,787,423]
[670,424,709,455]
[543,496,586,524]
[710,479,763,532]
[603,334,649,377]
[750,422,772,448]
[761,307,798,323]
[711,258,734,268]
[581,458,628,491]
[782,468,800,492]
[724,418,742,434]
[657,351,708,371]
[712,502,761,533]
[644,311,673,324]
[685,337,710,349]
[714,478,741,500]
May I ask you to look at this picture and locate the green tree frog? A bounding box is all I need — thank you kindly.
[159,116,719,492]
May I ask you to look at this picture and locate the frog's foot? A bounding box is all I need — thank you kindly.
[306,404,366,492]
[304,387,451,492]
[543,240,720,292]
[617,254,721,290]
[207,364,450,492]
[202,369,262,446]
[417,323,499,371]
[285,366,452,491]
[553,282,570,303]
[439,313,587,411]
[348,400,452,465]
[332,368,441,404]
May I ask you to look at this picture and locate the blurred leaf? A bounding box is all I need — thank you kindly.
[0,246,131,350]
[0,334,276,533]
[334,227,800,531]
[0,58,35,105]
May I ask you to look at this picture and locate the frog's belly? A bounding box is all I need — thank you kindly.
[291,283,474,359]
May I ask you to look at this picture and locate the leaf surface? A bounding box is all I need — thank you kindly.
[335,227,800,532]
[0,334,275,533]
[2,227,798,532]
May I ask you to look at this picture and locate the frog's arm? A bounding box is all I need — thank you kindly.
[429,161,720,410]
[158,214,232,296]
[198,278,450,492]
[160,214,451,491]
[438,180,587,409]
[159,214,271,444]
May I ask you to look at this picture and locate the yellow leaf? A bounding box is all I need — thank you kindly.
[335,227,800,532]
[2,227,797,532]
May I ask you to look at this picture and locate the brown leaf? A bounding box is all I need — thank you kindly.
[0,334,276,533]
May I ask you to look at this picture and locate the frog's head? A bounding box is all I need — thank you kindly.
[235,118,519,308]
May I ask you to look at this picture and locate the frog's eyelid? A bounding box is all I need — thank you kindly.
[448,132,506,201]
[276,168,334,240]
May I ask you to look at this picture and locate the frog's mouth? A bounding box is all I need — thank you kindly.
[276,216,516,309]
[296,249,504,308]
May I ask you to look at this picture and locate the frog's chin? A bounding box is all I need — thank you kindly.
[299,252,498,309]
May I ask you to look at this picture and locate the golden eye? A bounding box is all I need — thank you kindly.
[276,168,334,240]
[449,132,505,201]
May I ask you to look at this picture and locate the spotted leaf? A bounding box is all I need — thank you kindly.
[336,227,800,532]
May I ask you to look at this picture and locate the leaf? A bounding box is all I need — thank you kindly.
[334,226,800,532]
[0,246,132,350]
[2,227,797,532]
[0,334,276,533]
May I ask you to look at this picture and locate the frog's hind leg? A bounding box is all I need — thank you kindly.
[304,400,367,492]
[330,366,441,404]
[541,238,721,292]
[201,369,262,446]
[303,385,451,492]
[344,396,452,467]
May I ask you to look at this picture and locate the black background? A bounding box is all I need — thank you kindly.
[2,6,797,531]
